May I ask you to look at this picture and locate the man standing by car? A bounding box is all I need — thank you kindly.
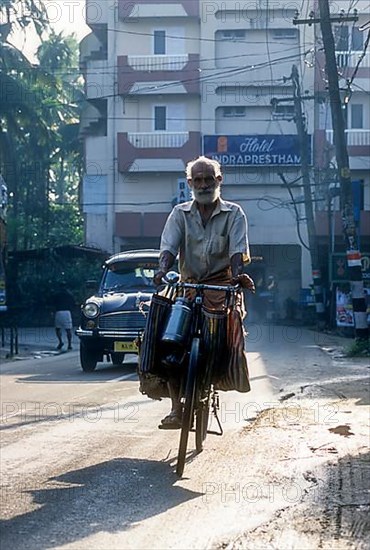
[152,155,255,428]
[52,281,75,351]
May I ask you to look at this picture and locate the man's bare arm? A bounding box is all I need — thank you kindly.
[230,253,255,292]
[153,250,175,286]
[230,253,244,279]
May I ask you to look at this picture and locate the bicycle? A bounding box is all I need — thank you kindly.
[162,271,241,477]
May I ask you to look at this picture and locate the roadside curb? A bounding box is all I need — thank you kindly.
[0,326,77,364]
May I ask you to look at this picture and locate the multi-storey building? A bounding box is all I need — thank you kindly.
[314,0,370,262]
[79,0,369,314]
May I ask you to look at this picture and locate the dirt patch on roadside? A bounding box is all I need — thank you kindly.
[217,387,370,550]
[221,451,370,550]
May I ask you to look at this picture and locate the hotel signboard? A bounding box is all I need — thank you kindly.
[203,135,312,166]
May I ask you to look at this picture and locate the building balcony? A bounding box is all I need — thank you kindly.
[80,31,107,66]
[326,129,370,156]
[128,54,190,71]
[117,131,201,172]
[127,132,189,148]
[118,0,199,19]
[336,51,370,84]
[336,51,370,68]
[79,100,107,138]
[118,54,200,95]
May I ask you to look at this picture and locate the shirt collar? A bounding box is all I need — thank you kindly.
[177,198,232,213]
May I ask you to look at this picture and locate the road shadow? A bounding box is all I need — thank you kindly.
[1,358,139,384]
[279,449,370,547]
[0,456,202,549]
[314,449,370,546]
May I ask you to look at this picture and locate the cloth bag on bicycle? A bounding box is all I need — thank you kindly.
[189,268,251,393]
[214,306,251,393]
[138,293,173,400]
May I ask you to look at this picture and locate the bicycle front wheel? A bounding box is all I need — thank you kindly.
[176,337,200,477]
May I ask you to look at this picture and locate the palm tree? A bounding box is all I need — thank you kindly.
[0,4,83,250]
[0,0,50,249]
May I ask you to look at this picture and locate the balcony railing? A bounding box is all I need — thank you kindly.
[326,129,370,147]
[118,54,200,95]
[127,132,189,148]
[118,131,201,171]
[336,51,370,68]
[127,55,189,71]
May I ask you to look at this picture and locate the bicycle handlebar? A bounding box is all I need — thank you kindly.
[162,271,240,293]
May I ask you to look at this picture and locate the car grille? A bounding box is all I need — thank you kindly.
[99,311,147,330]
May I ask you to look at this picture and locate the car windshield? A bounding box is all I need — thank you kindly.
[102,261,158,291]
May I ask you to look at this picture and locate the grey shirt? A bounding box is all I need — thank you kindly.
[160,198,250,281]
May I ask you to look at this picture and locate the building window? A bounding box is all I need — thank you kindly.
[334,25,349,50]
[272,104,295,119]
[154,106,166,130]
[272,29,298,40]
[334,25,364,51]
[154,30,166,54]
[351,104,363,129]
[222,106,246,117]
[351,27,363,51]
[219,30,246,41]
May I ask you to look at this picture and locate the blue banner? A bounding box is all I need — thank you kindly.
[203,135,312,166]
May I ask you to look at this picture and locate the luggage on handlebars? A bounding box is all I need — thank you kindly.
[138,293,173,375]
[138,293,174,400]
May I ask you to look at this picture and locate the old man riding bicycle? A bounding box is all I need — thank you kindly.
[139,155,255,429]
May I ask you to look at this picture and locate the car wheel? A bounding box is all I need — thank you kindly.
[80,343,98,372]
[111,353,125,366]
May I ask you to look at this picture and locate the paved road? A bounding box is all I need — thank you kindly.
[1,325,369,549]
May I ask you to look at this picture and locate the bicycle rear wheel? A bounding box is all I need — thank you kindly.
[176,337,200,477]
[195,391,210,452]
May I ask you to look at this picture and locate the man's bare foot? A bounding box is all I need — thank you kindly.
[158,411,182,430]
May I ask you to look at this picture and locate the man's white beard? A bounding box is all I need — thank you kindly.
[192,186,221,205]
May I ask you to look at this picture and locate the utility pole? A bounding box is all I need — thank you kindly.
[272,66,325,327]
[294,1,368,341]
[291,65,325,328]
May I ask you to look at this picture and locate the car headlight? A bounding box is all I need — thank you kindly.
[83,302,100,318]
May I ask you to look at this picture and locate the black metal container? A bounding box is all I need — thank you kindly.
[161,297,192,346]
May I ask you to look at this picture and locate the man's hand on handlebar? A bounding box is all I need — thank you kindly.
[231,273,256,292]
[154,250,175,287]
[153,271,167,287]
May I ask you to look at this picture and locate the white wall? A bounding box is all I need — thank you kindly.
[121,95,201,133]
[117,19,200,55]
[115,172,178,213]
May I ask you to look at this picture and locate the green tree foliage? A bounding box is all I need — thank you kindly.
[0,1,84,251]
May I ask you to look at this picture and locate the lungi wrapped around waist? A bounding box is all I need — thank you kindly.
[194,269,250,393]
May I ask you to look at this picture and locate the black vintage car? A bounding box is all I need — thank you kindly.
[76,249,160,372]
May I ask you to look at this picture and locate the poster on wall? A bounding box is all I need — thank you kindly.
[336,288,354,327]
